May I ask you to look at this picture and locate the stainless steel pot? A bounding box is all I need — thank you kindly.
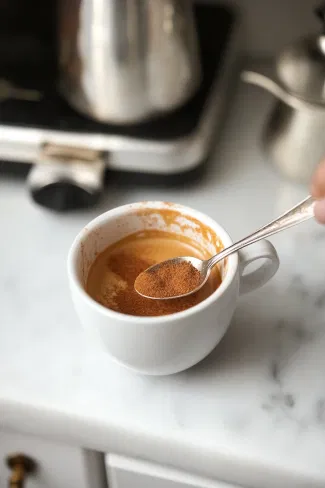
[241,2,325,184]
[58,0,201,125]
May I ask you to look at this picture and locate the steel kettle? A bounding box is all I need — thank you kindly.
[58,0,201,125]
[242,2,325,184]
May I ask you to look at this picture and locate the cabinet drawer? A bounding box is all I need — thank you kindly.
[106,454,241,488]
[0,430,107,488]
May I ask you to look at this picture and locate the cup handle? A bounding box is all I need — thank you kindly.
[238,240,279,295]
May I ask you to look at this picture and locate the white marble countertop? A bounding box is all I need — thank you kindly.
[1,64,325,488]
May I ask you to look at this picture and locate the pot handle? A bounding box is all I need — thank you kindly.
[241,70,318,111]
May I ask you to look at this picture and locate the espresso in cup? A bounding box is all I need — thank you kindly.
[87,229,222,317]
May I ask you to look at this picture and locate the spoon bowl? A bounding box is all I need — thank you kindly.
[134,196,315,300]
[134,256,212,300]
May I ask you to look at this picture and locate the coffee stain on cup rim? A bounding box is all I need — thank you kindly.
[130,204,228,275]
[133,206,223,247]
[79,202,228,287]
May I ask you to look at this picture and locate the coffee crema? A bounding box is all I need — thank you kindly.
[86,230,222,317]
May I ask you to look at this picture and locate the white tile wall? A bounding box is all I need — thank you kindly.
[200,0,318,54]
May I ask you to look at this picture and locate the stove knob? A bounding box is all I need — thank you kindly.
[30,181,102,211]
[28,159,105,211]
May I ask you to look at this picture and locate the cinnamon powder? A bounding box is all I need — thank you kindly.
[135,261,201,298]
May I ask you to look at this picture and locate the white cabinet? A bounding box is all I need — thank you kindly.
[106,454,241,488]
[0,430,107,488]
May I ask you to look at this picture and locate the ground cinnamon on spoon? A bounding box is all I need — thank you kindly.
[135,260,201,298]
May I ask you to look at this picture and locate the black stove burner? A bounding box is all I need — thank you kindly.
[0,4,234,141]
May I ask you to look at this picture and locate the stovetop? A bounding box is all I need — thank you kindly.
[0,3,240,211]
[0,4,235,141]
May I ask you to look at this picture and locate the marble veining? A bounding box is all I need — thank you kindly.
[1,62,325,488]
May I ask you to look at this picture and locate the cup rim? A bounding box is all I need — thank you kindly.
[67,201,238,323]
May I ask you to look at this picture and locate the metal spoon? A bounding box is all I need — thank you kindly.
[135,196,315,300]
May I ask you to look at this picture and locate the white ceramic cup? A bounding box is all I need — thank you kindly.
[68,201,279,375]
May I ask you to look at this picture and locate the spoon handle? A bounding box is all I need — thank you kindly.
[207,195,315,269]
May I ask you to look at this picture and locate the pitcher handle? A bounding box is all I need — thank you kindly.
[241,70,321,112]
